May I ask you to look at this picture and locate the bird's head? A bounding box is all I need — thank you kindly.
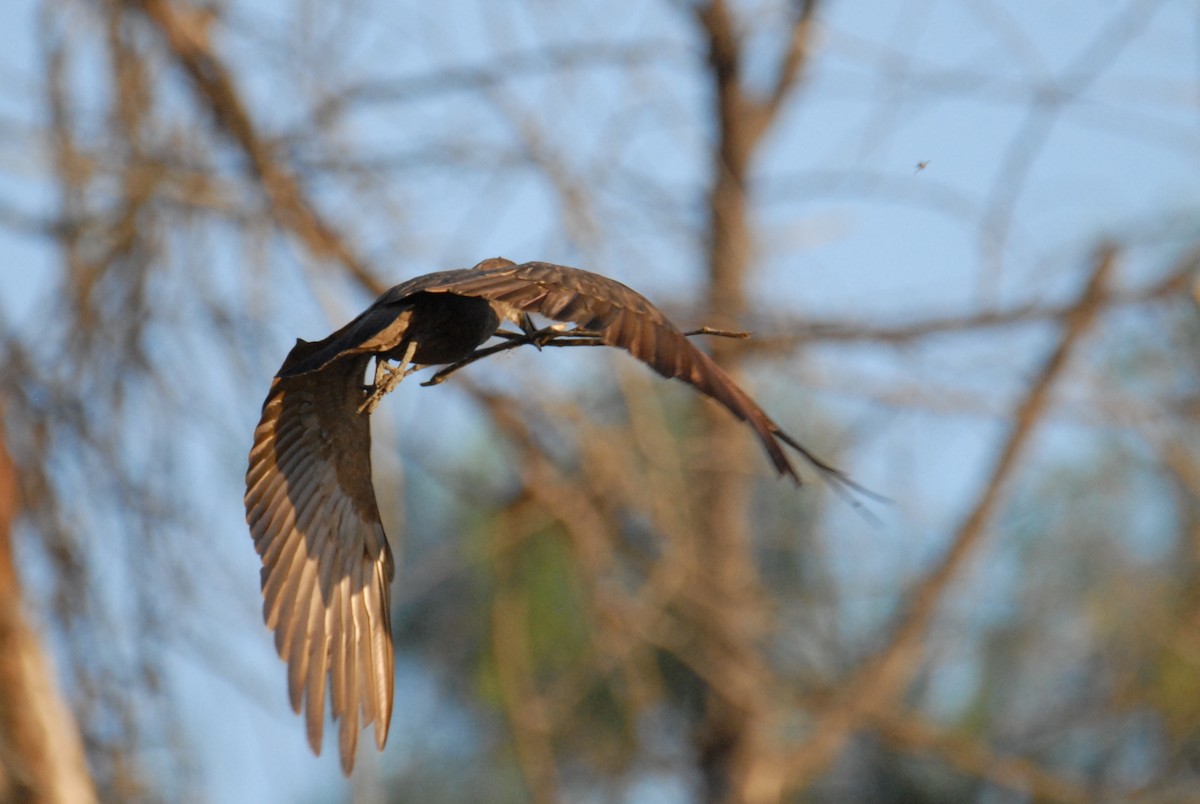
[471,256,517,272]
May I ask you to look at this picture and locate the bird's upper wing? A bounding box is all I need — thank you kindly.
[421,261,805,482]
[244,348,394,774]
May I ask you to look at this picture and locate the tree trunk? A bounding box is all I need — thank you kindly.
[693,2,770,801]
[693,2,819,799]
[0,414,97,804]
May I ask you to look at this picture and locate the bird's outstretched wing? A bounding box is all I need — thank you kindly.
[245,347,394,774]
[423,261,812,482]
[245,258,857,775]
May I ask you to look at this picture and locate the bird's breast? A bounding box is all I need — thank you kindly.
[394,292,501,366]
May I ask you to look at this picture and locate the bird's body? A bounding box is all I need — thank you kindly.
[245,258,853,773]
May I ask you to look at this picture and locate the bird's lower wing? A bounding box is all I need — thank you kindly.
[244,350,395,774]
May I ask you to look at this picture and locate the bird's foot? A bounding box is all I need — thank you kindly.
[359,361,410,414]
[530,326,570,349]
[517,314,585,350]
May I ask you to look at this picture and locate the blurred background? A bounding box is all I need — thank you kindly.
[0,0,1197,802]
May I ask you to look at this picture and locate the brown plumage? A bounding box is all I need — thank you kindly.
[245,257,851,773]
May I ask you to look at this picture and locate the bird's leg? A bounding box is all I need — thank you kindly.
[371,359,394,390]
[359,362,399,414]
[420,338,530,387]
[421,325,587,386]
[359,341,420,414]
[420,326,752,387]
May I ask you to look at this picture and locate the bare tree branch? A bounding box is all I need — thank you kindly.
[763,0,819,120]
[872,709,1092,804]
[781,244,1120,786]
[127,0,384,294]
[747,251,1195,349]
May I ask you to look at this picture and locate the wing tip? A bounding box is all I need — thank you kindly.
[306,715,324,756]
[338,715,360,776]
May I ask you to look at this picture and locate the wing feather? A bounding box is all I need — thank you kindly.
[365,555,394,747]
[307,579,332,752]
[288,544,326,712]
[425,261,803,480]
[244,349,395,774]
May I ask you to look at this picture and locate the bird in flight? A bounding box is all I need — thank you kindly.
[244,257,859,773]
